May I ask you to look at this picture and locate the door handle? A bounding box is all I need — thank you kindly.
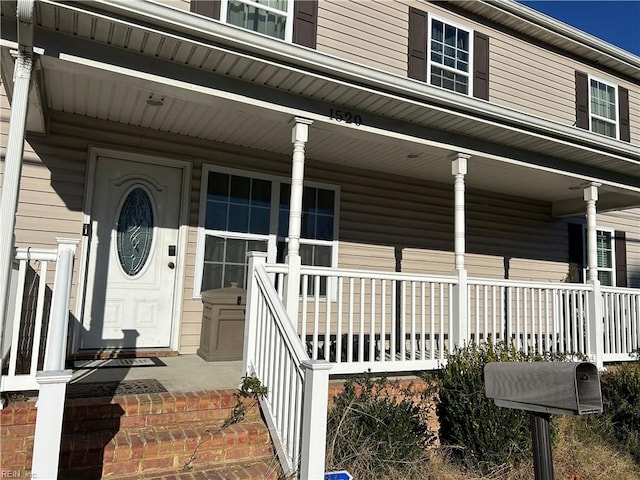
[168,261,175,269]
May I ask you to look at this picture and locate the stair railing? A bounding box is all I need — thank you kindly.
[244,252,332,479]
[1,238,79,480]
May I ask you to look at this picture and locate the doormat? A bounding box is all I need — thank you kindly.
[66,378,168,399]
[73,357,165,369]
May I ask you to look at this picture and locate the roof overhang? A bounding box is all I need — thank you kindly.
[1,0,639,214]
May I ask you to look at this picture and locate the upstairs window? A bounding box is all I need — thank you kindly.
[191,0,318,47]
[589,77,618,138]
[575,71,630,142]
[408,9,488,99]
[429,18,471,95]
[224,0,293,41]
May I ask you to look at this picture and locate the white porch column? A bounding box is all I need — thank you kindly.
[584,183,604,369]
[584,184,600,283]
[451,153,470,349]
[284,117,312,322]
[0,49,33,333]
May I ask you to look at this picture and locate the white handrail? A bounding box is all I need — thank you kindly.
[246,255,331,479]
[1,239,78,393]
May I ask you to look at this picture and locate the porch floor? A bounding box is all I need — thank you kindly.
[70,355,244,393]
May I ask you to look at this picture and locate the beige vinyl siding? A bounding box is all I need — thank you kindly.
[597,208,640,288]
[315,0,639,144]
[316,0,407,75]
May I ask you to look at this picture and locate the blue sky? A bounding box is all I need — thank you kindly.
[521,1,640,56]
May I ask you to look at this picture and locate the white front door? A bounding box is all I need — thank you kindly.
[81,157,182,349]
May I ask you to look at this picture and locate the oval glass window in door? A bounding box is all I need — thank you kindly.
[116,187,154,276]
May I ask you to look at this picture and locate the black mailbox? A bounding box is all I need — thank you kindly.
[484,362,602,416]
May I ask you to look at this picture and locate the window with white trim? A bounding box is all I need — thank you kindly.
[582,227,616,286]
[428,16,472,95]
[221,0,293,41]
[589,76,618,139]
[595,228,615,286]
[195,166,339,296]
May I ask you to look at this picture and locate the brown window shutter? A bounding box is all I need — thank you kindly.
[575,71,589,130]
[614,230,627,287]
[190,0,221,20]
[293,0,318,48]
[473,32,489,100]
[568,223,585,283]
[407,8,427,81]
[618,86,631,142]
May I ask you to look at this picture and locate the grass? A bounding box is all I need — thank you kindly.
[328,415,640,480]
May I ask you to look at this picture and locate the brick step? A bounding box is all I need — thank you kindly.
[106,457,283,480]
[59,418,274,479]
[62,390,261,434]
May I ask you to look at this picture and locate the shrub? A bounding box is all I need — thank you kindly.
[325,375,435,479]
[589,357,640,463]
[427,341,576,473]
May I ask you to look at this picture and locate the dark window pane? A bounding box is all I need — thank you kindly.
[202,263,223,291]
[278,207,289,237]
[443,77,454,91]
[247,240,268,254]
[230,175,250,205]
[598,271,612,286]
[276,241,287,263]
[251,178,271,207]
[316,216,334,240]
[432,20,443,41]
[280,183,291,207]
[249,206,270,234]
[226,238,246,263]
[317,189,334,214]
[315,246,332,267]
[228,204,249,232]
[204,235,226,262]
[225,265,245,288]
[444,25,456,46]
[208,173,229,202]
[458,31,468,50]
[205,201,228,230]
[300,244,313,265]
[302,186,316,213]
[301,212,316,239]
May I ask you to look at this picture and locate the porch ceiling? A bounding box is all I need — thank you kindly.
[1,1,639,215]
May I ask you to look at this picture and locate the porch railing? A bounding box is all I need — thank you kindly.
[1,243,72,392]
[278,265,457,373]
[602,286,640,362]
[1,238,78,480]
[246,259,639,478]
[467,279,593,358]
[243,253,331,479]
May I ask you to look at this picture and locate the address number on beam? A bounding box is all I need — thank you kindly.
[329,109,362,126]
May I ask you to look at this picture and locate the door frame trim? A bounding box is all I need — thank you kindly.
[72,146,191,353]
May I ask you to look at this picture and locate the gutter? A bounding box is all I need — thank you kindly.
[49,0,640,162]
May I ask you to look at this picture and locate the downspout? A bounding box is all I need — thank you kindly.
[0,0,34,332]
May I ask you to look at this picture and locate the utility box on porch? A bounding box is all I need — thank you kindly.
[197,284,247,362]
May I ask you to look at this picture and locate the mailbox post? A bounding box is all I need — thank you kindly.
[484,362,602,480]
